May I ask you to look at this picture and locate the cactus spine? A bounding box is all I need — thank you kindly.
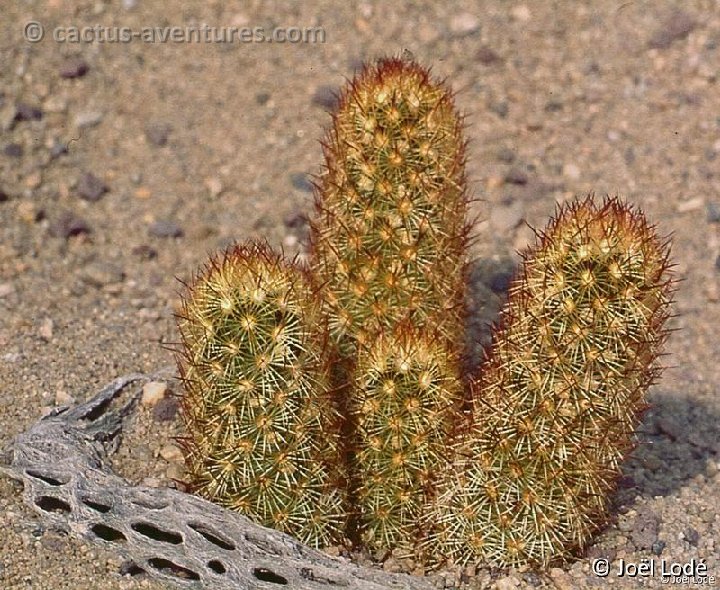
[176,241,344,548]
[425,196,674,567]
[309,58,470,550]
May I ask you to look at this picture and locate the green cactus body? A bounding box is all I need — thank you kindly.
[351,325,463,553]
[425,196,674,568]
[176,241,344,548]
[310,57,470,351]
[309,57,471,551]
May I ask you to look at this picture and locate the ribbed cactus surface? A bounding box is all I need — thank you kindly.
[176,241,345,548]
[425,196,674,567]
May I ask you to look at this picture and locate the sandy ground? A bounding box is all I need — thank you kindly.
[1,1,719,588]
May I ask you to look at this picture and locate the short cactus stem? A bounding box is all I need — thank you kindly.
[175,241,345,548]
[425,195,675,568]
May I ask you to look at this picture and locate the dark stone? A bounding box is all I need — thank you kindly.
[716,255,720,271]
[49,138,69,158]
[0,187,8,202]
[3,143,23,157]
[707,202,720,223]
[544,99,563,112]
[505,167,528,185]
[255,92,270,105]
[311,85,339,110]
[476,45,502,65]
[685,527,700,546]
[283,209,308,229]
[131,244,158,260]
[49,211,91,238]
[148,219,183,238]
[152,396,179,422]
[144,122,171,146]
[496,147,516,163]
[59,57,89,78]
[624,146,636,166]
[77,172,108,201]
[489,100,509,118]
[652,540,666,555]
[648,10,696,49]
[290,172,314,192]
[13,103,43,123]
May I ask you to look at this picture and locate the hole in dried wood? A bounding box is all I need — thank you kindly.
[26,469,69,486]
[91,523,127,542]
[131,521,183,544]
[147,558,200,580]
[119,560,145,577]
[81,496,112,513]
[207,560,226,574]
[253,567,288,585]
[188,522,236,550]
[35,495,71,514]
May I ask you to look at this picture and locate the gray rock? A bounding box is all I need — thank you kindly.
[59,57,89,79]
[630,507,661,551]
[48,211,91,239]
[77,172,108,201]
[648,10,696,49]
[144,122,171,146]
[148,219,184,238]
[80,261,125,288]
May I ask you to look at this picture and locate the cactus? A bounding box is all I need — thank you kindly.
[423,196,674,568]
[351,324,463,553]
[308,57,471,549]
[310,57,470,352]
[175,241,345,548]
[175,56,676,573]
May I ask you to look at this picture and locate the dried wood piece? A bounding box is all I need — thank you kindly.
[0,373,435,590]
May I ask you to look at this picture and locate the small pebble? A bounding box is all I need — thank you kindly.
[148,219,184,238]
[0,187,8,201]
[77,172,107,201]
[0,283,15,298]
[144,122,171,146]
[132,244,158,260]
[448,12,480,36]
[25,171,42,189]
[648,9,696,49]
[48,211,91,239]
[706,201,720,223]
[55,389,75,406]
[141,381,168,407]
[283,209,308,229]
[496,147,516,163]
[563,162,581,180]
[159,444,183,462]
[255,92,271,105]
[290,172,314,192]
[676,196,704,213]
[510,4,532,22]
[505,167,528,185]
[283,234,298,248]
[152,396,179,421]
[14,103,43,123]
[652,539,666,555]
[3,143,23,157]
[80,261,125,288]
[59,57,89,79]
[49,138,69,158]
[685,527,700,546]
[204,176,223,197]
[74,111,104,128]
[311,85,339,110]
[476,45,502,65]
[38,318,54,341]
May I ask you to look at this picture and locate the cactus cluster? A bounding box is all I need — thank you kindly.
[175,57,675,569]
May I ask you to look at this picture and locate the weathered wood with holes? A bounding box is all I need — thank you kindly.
[0,373,436,590]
